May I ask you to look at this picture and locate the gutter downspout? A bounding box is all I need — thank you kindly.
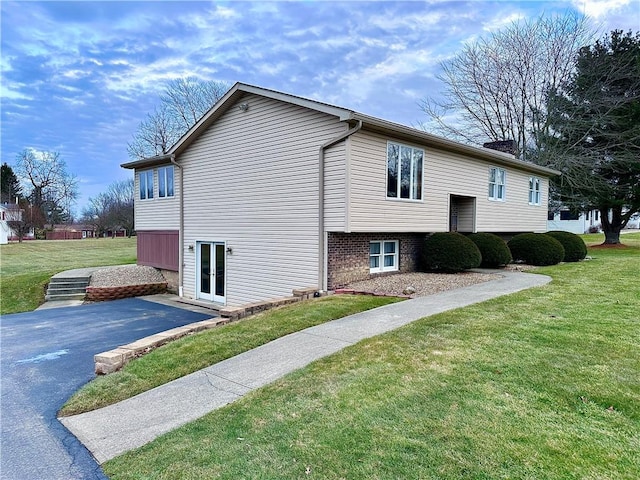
[170,154,184,297]
[318,119,362,292]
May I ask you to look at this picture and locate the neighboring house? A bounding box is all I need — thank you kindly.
[45,224,97,240]
[0,203,34,243]
[122,83,558,308]
[547,209,601,234]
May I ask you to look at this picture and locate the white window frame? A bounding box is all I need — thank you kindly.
[528,176,541,205]
[139,170,154,200]
[386,142,424,201]
[488,167,506,201]
[369,240,399,274]
[158,165,174,198]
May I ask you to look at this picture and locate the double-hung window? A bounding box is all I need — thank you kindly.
[528,177,541,205]
[158,166,174,198]
[488,167,505,201]
[387,142,423,201]
[139,170,154,200]
[370,240,399,273]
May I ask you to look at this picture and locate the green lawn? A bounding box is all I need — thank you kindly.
[104,233,640,479]
[0,238,136,314]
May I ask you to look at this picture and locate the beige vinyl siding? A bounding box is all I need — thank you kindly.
[348,131,549,233]
[324,141,347,231]
[180,93,346,306]
[133,166,180,230]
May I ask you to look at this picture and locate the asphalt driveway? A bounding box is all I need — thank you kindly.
[0,297,213,480]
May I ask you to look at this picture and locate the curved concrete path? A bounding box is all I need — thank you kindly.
[61,270,551,464]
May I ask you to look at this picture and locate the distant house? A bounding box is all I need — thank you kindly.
[547,209,601,234]
[122,83,559,307]
[0,203,34,243]
[46,224,96,240]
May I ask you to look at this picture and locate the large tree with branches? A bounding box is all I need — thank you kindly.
[541,30,640,244]
[14,149,78,227]
[128,78,229,159]
[420,13,593,160]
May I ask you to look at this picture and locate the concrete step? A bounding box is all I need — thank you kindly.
[46,287,88,295]
[44,292,87,302]
[46,276,90,301]
[49,277,90,286]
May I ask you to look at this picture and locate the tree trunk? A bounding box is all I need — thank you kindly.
[600,207,622,244]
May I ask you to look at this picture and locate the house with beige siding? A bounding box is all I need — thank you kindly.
[122,83,558,307]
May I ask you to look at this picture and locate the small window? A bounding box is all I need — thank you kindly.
[528,177,541,205]
[370,240,399,273]
[488,167,505,201]
[158,166,174,198]
[387,142,423,201]
[560,210,580,221]
[139,170,154,200]
[547,211,555,221]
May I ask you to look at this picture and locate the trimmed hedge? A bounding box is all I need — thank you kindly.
[468,232,512,267]
[546,230,588,262]
[508,233,564,266]
[422,232,482,273]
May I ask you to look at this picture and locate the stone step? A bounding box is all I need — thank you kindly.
[46,276,90,301]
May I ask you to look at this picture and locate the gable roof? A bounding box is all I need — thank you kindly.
[122,82,559,176]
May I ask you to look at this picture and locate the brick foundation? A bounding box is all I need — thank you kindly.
[327,232,424,289]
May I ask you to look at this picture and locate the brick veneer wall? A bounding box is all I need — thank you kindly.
[327,232,424,289]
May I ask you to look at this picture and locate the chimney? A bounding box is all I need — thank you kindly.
[483,140,516,156]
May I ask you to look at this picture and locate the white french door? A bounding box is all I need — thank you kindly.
[196,242,226,303]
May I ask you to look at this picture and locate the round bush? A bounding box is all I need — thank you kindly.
[467,232,512,267]
[507,233,565,266]
[422,232,482,272]
[546,231,587,262]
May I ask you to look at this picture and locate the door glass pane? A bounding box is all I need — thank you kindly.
[215,244,225,298]
[200,244,211,294]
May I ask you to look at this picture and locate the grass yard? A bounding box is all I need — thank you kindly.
[0,237,136,314]
[60,294,402,416]
[104,233,640,479]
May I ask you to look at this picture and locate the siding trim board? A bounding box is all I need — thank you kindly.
[137,230,179,271]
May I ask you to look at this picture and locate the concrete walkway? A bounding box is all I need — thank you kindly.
[60,270,551,465]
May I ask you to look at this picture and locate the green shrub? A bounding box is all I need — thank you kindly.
[546,231,588,262]
[507,233,564,266]
[468,232,512,267]
[422,232,482,272]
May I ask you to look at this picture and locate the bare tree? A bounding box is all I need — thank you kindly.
[82,178,134,237]
[127,78,230,159]
[14,149,78,227]
[419,13,593,160]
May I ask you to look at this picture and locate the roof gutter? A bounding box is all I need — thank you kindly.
[169,154,184,297]
[318,119,362,292]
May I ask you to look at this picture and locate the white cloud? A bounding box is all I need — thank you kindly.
[572,0,633,18]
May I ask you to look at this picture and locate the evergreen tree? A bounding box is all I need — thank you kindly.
[542,30,640,244]
[0,163,22,204]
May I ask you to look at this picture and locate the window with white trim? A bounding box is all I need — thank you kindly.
[528,177,541,205]
[387,142,423,200]
[158,166,174,198]
[370,240,399,273]
[139,170,154,199]
[488,167,505,201]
